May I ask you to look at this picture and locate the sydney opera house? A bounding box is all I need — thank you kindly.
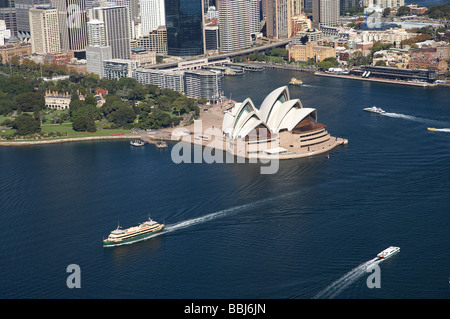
[221,86,347,159]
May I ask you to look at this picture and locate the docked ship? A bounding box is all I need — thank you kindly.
[376,246,400,259]
[103,218,164,247]
[363,106,385,114]
[289,77,303,85]
[130,139,145,147]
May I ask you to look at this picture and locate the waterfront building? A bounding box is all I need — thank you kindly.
[184,69,222,104]
[312,0,339,29]
[287,41,336,62]
[351,65,437,82]
[133,68,185,92]
[28,6,60,55]
[134,25,167,55]
[50,0,88,52]
[164,0,204,56]
[103,58,137,80]
[222,86,344,158]
[219,0,252,53]
[86,44,112,78]
[93,6,131,59]
[140,0,165,35]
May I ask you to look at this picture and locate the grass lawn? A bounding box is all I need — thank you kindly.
[1,121,132,141]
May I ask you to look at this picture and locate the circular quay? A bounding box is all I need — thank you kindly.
[0,0,450,315]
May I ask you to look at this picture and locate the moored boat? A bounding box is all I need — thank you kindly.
[376,246,400,259]
[130,139,145,147]
[103,218,164,247]
[364,106,385,114]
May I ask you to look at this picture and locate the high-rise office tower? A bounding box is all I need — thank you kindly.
[164,0,204,56]
[219,0,251,52]
[248,0,260,34]
[140,0,165,35]
[87,19,106,46]
[15,0,50,37]
[29,6,61,54]
[266,0,292,39]
[50,0,88,51]
[312,0,339,28]
[93,6,131,59]
[0,0,17,37]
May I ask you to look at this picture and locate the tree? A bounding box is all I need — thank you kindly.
[72,109,96,132]
[12,114,41,135]
[375,60,387,66]
[396,6,411,16]
[382,8,391,17]
[14,91,45,112]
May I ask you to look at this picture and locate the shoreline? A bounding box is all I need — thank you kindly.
[0,134,137,146]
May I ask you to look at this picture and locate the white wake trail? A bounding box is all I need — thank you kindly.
[383,112,446,126]
[313,257,381,299]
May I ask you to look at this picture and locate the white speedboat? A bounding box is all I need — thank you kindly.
[130,140,145,147]
[364,106,385,114]
[377,246,400,259]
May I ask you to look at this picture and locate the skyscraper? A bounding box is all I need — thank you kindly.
[50,0,88,51]
[0,0,17,37]
[140,0,165,35]
[164,0,204,56]
[265,0,292,39]
[15,0,50,37]
[219,0,251,52]
[312,0,339,28]
[87,19,106,46]
[29,6,61,54]
[93,6,131,59]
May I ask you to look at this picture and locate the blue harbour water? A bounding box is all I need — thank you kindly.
[1,69,450,299]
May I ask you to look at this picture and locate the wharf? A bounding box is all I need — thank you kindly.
[314,71,437,87]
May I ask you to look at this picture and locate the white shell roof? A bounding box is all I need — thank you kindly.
[222,86,317,139]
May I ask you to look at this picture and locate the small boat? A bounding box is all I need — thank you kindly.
[289,77,303,85]
[130,140,145,147]
[377,246,400,259]
[427,127,436,131]
[364,106,385,114]
[156,141,167,148]
[103,218,164,247]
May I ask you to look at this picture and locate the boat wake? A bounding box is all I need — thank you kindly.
[431,128,450,133]
[313,257,382,299]
[382,112,447,126]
